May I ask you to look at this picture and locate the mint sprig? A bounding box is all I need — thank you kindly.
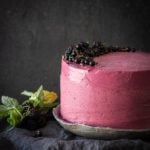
[21,85,43,107]
[0,85,58,128]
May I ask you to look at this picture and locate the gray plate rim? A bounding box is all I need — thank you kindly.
[53,105,150,139]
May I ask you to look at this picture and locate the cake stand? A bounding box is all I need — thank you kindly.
[53,105,150,139]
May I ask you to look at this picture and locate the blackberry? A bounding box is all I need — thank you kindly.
[89,49,96,57]
[64,54,69,60]
[65,49,72,55]
[85,49,93,57]
[85,56,90,60]
[65,50,71,55]
[68,56,74,62]
[94,48,101,56]
[76,42,89,52]
[74,58,81,64]
[80,58,85,64]
[89,61,95,66]
[92,41,103,48]
[63,41,137,67]
[79,41,89,49]
[84,59,89,65]
[71,51,77,57]
[75,43,82,50]
[80,47,86,53]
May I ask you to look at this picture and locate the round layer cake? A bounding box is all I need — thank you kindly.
[60,42,150,129]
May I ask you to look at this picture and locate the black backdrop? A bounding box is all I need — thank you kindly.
[0,0,150,100]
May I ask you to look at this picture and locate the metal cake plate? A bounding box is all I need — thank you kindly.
[53,105,150,139]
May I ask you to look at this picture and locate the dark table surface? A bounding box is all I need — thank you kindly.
[0,120,150,150]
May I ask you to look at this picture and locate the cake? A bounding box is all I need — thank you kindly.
[60,42,150,129]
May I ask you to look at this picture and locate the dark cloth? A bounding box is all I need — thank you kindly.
[0,121,150,150]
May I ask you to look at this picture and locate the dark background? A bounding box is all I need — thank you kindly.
[0,0,150,101]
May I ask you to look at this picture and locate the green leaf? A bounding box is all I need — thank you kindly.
[7,109,22,127]
[29,98,40,107]
[0,105,9,118]
[0,105,8,111]
[27,85,44,106]
[21,91,33,97]
[21,85,44,107]
[35,85,43,99]
[21,85,43,99]
[1,96,18,108]
[16,105,23,112]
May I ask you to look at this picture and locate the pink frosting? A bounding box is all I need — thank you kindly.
[60,52,150,129]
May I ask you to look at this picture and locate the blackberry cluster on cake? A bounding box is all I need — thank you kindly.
[63,41,136,66]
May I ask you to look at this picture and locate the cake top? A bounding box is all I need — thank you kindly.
[63,41,136,66]
[94,52,150,71]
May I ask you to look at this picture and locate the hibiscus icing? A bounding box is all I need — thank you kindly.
[60,51,150,129]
